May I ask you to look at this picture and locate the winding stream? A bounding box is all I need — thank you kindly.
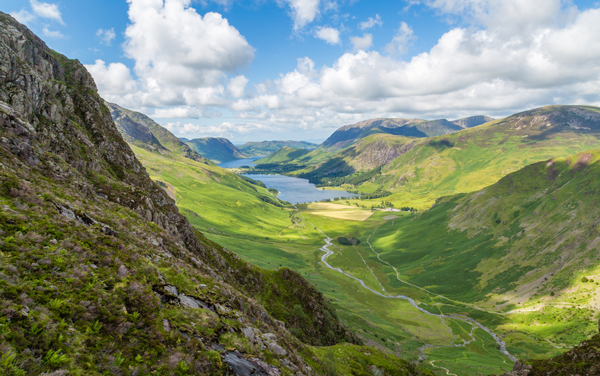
[313,225,517,364]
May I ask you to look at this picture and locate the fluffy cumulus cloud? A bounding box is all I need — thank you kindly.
[97,28,116,46]
[89,0,600,139]
[88,0,254,111]
[350,33,373,51]
[30,0,64,25]
[85,60,138,96]
[281,0,321,30]
[218,0,600,135]
[314,26,340,44]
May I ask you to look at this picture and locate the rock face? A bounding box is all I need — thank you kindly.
[0,12,203,257]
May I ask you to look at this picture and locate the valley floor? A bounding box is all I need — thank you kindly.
[199,199,598,376]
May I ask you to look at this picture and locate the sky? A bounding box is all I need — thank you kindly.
[5,0,600,143]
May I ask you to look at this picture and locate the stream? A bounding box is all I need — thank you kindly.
[313,226,517,364]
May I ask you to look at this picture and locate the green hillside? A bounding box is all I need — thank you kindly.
[108,102,208,162]
[253,146,311,165]
[282,105,600,210]
[239,140,318,156]
[185,137,247,163]
[366,149,600,353]
[0,13,435,376]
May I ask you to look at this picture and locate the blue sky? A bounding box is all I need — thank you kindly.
[5,0,600,142]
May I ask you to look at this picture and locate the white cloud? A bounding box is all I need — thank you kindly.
[10,10,36,25]
[85,60,138,95]
[359,14,382,30]
[281,0,321,30]
[30,0,64,25]
[87,0,600,141]
[385,22,415,55]
[350,33,373,51]
[314,26,340,45]
[152,106,220,118]
[88,0,254,110]
[97,28,116,46]
[42,27,64,39]
[165,121,271,137]
[228,75,249,98]
[124,1,254,89]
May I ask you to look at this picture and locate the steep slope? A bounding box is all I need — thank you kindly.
[239,140,318,157]
[452,115,494,128]
[0,13,427,376]
[108,102,208,163]
[106,104,297,237]
[368,149,600,354]
[185,137,247,163]
[501,328,600,375]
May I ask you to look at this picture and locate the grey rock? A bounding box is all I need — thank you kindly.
[164,285,178,296]
[267,342,287,356]
[223,352,256,376]
[178,294,200,309]
[117,265,129,278]
[262,333,277,342]
[162,319,170,332]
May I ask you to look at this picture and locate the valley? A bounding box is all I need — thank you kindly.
[2,3,600,376]
[108,101,600,375]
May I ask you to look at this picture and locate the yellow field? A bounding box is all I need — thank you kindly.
[307,203,355,210]
[308,210,374,221]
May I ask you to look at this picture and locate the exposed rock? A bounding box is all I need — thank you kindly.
[267,342,287,356]
[223,351,257,376]
[117,265,129,278]
[164,285,178,296]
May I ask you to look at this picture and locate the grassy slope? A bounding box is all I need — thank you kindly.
[239,141,317,157]
[364,150,600,361]
[130,145,291,238]
[254,147,311,165]
[372,105,600,209]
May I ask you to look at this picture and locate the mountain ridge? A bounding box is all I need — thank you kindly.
[185,137,247,163]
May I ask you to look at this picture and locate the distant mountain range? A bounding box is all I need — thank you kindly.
[239,140,318,156]
[184,137,247,163]
[321,115,494,151]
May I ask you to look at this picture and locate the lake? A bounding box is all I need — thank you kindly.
[243,174,360,204]
[218,156,265,168]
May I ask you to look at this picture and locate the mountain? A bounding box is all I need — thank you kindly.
[179,137,190,142]
[239,140,318,157]
[369,149,600,355]
[253,146,312,165]
[0,13,428,376]
[107,102,209,163]
[185,137,247,163]
[452,115,495,128]
[320,118,426,151]
[371,105,600,207]
[318,116,493,152]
